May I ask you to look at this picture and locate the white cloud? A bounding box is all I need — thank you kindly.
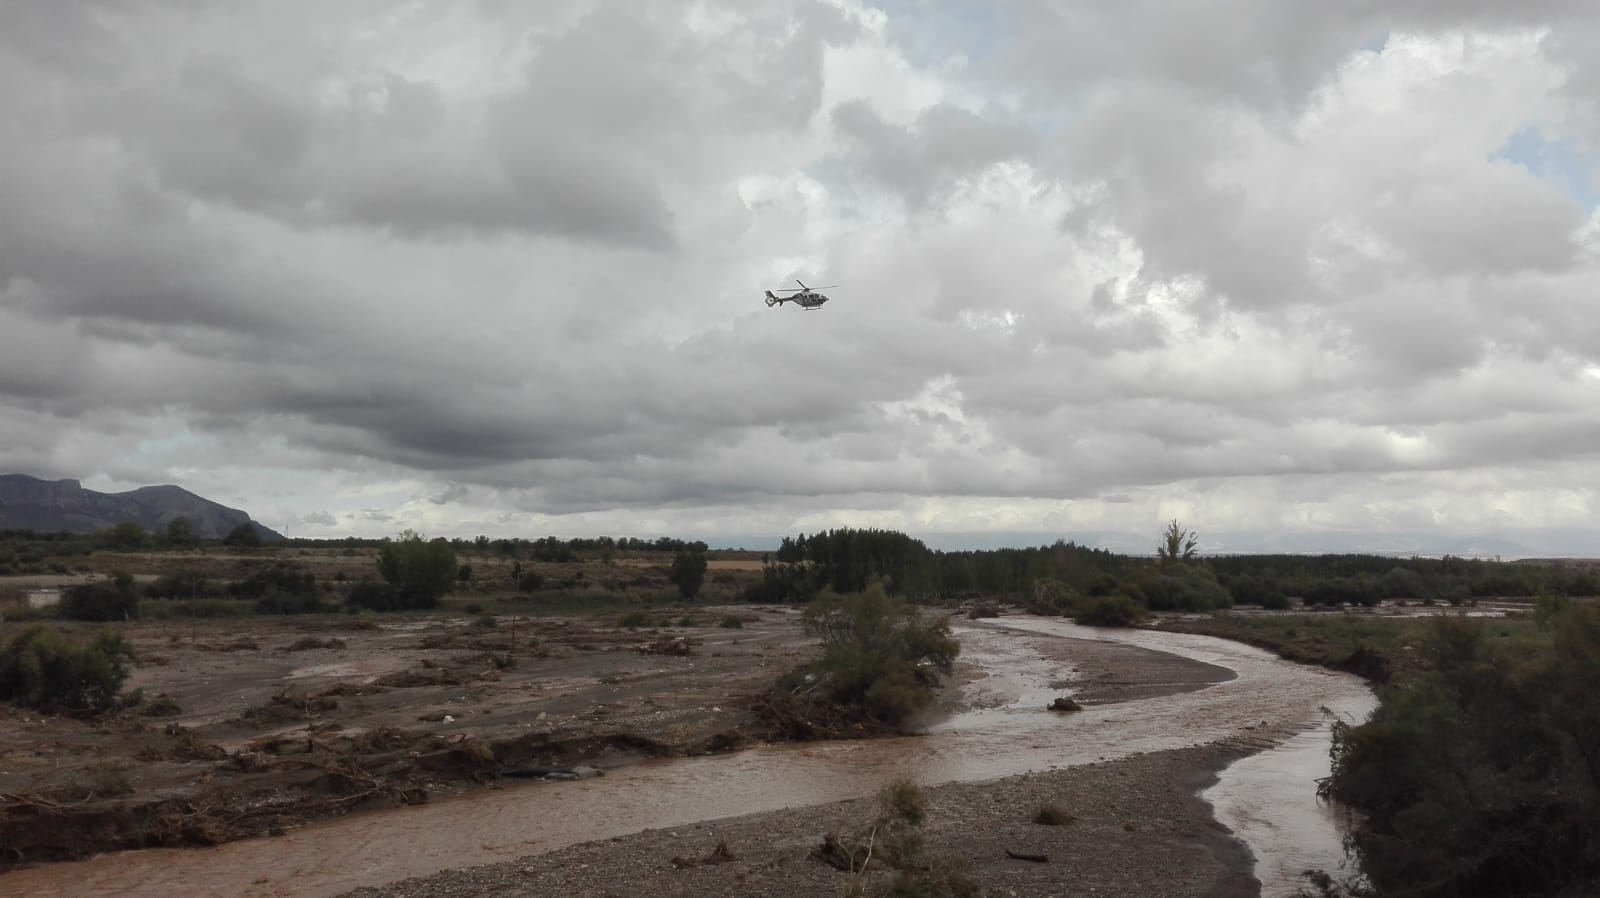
[2,2,1600,553]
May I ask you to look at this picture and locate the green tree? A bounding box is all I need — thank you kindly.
[669,547,708,599]
[223,522,262,547]
[164,516,196,546]
[1156,519,1197,565]
[375,530,458,610]
[104,521,149,550]
[60,574,139,621]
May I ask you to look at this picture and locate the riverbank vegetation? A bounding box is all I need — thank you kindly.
[1168,608,1599,897]
[1320,605,1600,897]
[758,582,960,738]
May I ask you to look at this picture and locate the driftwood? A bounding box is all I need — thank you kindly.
[1004,849,1049,863]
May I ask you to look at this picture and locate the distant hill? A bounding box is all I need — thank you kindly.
[0,474,283,541]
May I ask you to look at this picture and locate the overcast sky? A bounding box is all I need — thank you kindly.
[3,2,1599,554]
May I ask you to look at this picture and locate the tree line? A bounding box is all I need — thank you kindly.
[739,526,1600,610]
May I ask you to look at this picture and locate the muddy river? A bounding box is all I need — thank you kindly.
[0,618,1373,898]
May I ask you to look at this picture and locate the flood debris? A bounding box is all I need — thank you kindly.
[671,840,735,869]
[634,636,696,656]
[1004,849,1049,863]
[498,765,604,781]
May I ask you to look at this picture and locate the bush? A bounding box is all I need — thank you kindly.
[144,570,210,600]
[1322,609,1600,897]
[617,610,651,629]
[1131,568,1232,611]
[517,571,545,593]
[344,581,401,612]
[223,522,262,547]
[0,626,135,713]
[719,615,744,629]
[669,548,708,599]
[255,593,336,615]
[375,531,458,610]
[1072,594,1145,627]
[1033,803,1075,826]
[231,563,316,600]
[1026,578,1075,615]
[818,777,978,897]
[60,577,139,621]
[800,581,959,724]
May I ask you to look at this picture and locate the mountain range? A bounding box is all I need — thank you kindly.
[0,474,283,541]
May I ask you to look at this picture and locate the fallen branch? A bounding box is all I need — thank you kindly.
[1004,849,1049,863]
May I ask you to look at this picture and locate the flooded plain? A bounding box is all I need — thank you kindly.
[0,617,1372,898]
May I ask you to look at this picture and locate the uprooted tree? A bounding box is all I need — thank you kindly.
[759,581,959,738]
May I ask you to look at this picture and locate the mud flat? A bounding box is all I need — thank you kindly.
[0,605,811,869]
[1,615,1369,898]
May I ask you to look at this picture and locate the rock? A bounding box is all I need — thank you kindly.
[1049,697,1083,713]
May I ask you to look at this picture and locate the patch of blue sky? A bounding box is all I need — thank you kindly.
[1496,126,1600,212]
[870,0,1008,68]
[132,430,209,461]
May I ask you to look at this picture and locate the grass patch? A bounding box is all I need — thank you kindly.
[1161,611,1543,686]
[616,610,652,629]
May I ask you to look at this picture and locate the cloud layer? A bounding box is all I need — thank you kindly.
[3,1,1599,552]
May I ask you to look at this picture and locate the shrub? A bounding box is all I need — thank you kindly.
[0,626,135,713]
[719,615,744,629]
[1132,569,1232,611]
[344,581,401,612]
[1033,803,1075,826]
[1072,594,1145,627]
[800,581,959,724]
[1026,579,1075,615]
[517,570,545,593]
[1322,608,1600,897]
[376,530,458,610]
[231,563,316,600]
[617,610,651,629]
[223,522,262,547]
[670,548,708,599]
[144,570,210,600]
[255,593,336,615]
[818,777,978,897]
[60,578,139,621]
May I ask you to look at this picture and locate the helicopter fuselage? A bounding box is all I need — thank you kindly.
[765,279,834,310]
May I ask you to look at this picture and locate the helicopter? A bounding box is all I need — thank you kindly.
[765,279,836,310]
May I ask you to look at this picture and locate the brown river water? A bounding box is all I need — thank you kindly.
[0,618,1373,898]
